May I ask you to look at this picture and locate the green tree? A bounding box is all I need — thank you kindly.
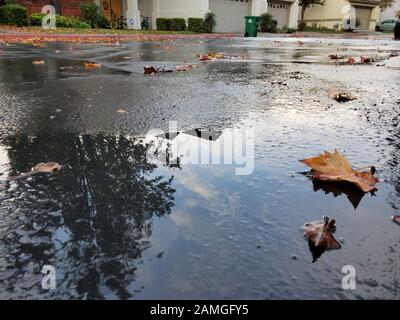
[203,11,216,33]
[379,0,395,9]
[298,0,326,25]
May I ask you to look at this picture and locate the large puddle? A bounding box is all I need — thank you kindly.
[0,38,400,299]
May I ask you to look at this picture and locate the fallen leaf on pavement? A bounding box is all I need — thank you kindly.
[144,66,158,74]
[328,88,357,102]
[32,59,45,65]
[144,66,173,74]
[300,150,378,193]
[360,56,372,64]
[198,54,212,61]
[175,64,197,71]
[304,216,341,250]
[84,62,101,69]
[347,57,356,64]
[329,54,343,60]
[391,215,400,225]
[31,162,61,173]
[197,52,224,61]
[270,80,287,86]
[116,109,128,113]
[239,53,250,60]
[224,53,250,60]
[7,162,61,180]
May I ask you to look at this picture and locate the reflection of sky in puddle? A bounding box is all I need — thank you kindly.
[0,145,10,175]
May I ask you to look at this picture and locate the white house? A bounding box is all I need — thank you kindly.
[95,0,299,32]
[379,0,400,21]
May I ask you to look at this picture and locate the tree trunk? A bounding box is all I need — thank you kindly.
[301,7,306,23]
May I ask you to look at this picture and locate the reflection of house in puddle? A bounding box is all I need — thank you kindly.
[162,129,223,142]
[146,128,254,176]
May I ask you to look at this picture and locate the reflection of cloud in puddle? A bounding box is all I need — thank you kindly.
[177,166,217,200]
[170,209,193,228]
[0,145,10,177]
[0,146,9,164]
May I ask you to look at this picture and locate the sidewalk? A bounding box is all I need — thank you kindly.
[0,29,236,44]
[257,30,395,40]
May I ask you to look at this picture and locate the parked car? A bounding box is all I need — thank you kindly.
[375,19,397,31]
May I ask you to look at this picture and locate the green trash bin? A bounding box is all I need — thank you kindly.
[244,16,261,37]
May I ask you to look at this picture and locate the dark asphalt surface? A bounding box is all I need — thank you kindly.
[0,37,400,299]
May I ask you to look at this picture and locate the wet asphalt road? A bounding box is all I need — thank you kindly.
[0,37,400,299]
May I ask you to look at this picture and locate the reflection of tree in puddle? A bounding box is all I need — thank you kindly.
[312,180,366,209]
[0,134,176,299]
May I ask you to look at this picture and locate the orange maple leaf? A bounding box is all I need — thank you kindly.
[300,150,378,193]
[7,162,61,181]
[84,62,101,69]
[328,88,357,102]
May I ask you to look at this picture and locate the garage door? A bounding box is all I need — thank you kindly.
[355,6,372,30]
[210,0,251,32]
[267,1,290,28]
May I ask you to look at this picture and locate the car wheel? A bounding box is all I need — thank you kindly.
[375,26,380,31]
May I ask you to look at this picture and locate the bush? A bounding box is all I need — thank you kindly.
[0,3,28,26]
[76,20,91,28]
[30,13,90,28]
[259,13,277,32]
[281,26,296,34]
[80,2,105,28]
[169,17,186,31]
[297,21,306,31]
[30,13,45,26]
[188,17,203,32]
[96,15,109,28]
[57,15,90,28]
[203,12,216,33]
[156,18,170,30]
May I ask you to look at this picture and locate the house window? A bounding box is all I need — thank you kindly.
[268,2,289,9]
